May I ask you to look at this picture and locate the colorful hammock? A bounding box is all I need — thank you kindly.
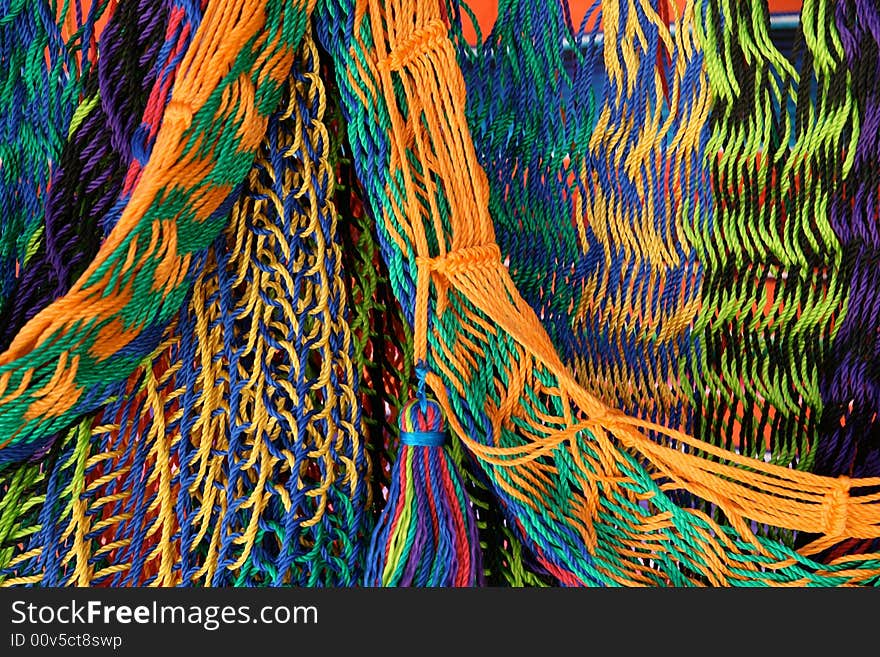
[0,0,879,587]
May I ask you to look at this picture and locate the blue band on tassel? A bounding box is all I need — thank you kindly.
[400,431,446,447]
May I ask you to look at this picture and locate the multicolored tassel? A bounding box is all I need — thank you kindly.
[364,397,482,587]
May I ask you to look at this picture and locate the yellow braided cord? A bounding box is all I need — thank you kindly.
[0,31,368,586]
[4,0,880,589]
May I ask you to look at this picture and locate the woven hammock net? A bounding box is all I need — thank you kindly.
[0,0,878,587]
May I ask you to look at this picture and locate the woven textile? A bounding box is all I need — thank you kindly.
[1,0,880,587]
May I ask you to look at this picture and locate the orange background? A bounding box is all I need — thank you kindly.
[464,1,803,40]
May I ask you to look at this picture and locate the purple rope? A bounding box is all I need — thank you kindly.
[99,0,169,165]
[0,0,170,350]
[817,0,880,479]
